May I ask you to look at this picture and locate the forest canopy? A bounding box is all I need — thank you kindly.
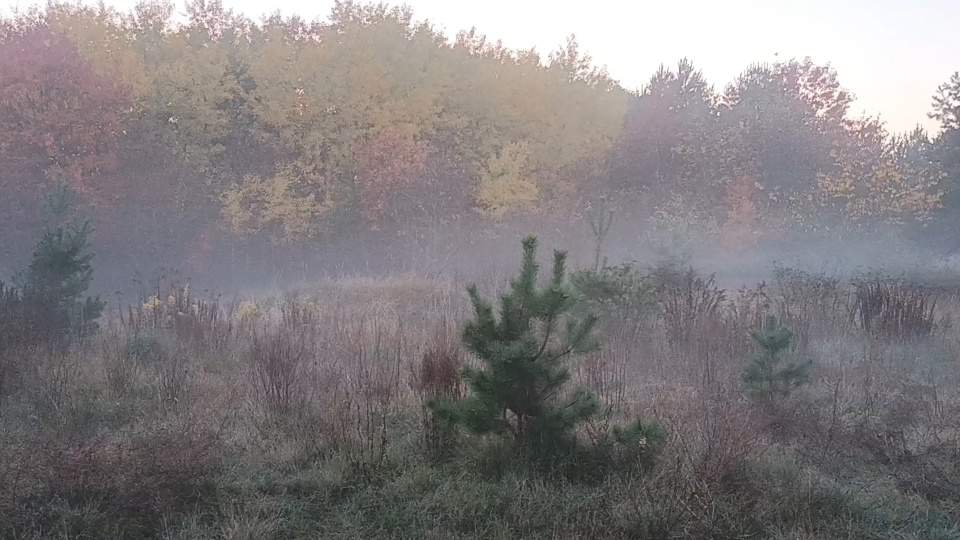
[1,0,958,281]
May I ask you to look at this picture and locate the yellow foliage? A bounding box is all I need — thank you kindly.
[147,37,238,176]
[803,153,943,229]
[236,300,263,321]
[476,142,539,219]
[47,4,152,96]
[143,296,163,312]
[221,169,329,243]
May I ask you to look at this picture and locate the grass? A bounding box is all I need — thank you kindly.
[2,269,960,539]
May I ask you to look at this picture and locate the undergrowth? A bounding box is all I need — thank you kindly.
[2,248,960,539]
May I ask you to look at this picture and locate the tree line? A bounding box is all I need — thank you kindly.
[1,0,958,279]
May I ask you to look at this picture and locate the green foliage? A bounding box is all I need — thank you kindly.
[569,262,657,331]
[7,181,105,347]
[430,235,601,454]
[742,315,811,401]
[608,416,667,467]
[125,331,169,364]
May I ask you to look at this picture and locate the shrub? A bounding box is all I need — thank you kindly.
[124,331,168,364]
[586,197,614,271]
[652,264,726,350]
[772,265,849,349]
[851,276,936,342]
[570,262,657,332]
[742,315,811,401]
[609,416,668,466]
[417,325,465,462]
[250,325,313,421]
[127,281,230,354]
[1,422,220,538]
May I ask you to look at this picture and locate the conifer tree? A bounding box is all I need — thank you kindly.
[743,315,811,401]
[16,180,105,345]
[431,235,601,453]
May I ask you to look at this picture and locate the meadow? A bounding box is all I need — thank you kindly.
[2,244,960,540]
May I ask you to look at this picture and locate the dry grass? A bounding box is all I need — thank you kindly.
[1,266,959,538]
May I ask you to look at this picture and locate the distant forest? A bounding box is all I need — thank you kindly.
[2,1,959,284]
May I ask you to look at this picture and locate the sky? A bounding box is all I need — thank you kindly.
[4,0,959,134]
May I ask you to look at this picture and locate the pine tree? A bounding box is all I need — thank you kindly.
[431,235,601,453]
[16,181,105,345]
[742,315,811,401]
[587,197,614,271]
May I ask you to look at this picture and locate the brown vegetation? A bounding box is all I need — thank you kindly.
[1,266,958,538]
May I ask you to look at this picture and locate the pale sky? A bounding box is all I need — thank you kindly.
[5,0,959,134]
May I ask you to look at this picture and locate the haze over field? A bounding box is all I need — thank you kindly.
[0,0,959,294]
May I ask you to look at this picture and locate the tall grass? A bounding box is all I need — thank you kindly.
[1,268,959,539]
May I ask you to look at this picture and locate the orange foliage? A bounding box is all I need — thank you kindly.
[353,129,429,224]
[0,26,131,199]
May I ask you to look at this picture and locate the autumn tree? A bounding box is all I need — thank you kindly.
[609,59,717,197]
[0,24,131,192]
[0,21,134,264]
[720,59,849,212]
[923,74,960,244]
[0,1,956,279]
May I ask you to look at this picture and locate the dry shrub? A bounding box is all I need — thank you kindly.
[655,386,762,491]
[790,362,960,504]
[417,323,464,401]
[0,347,15,395]
[652,266,755,389]
[279,290,320,328]
[249,324,314,421]
[1,421,220,538]
[729,282,771,332]
[654,266,727,350]
[124,281,232,354]
[155,348,190,408]
[851,277,937,342]
[101,329,188,407]
[334,275,462,319]
[338,317,405,473]
[773,266,850,351]
[21,345,84,418]
[0,289,26,392]
[104,351,140,401]
[416,323,464,460]
[578,330,629,414]
[0,344,38,398]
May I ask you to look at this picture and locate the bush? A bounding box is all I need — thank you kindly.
[570,262,656,332]
[851,276,937,342]
[417,326,465,462]
[1,422,220,539]
[742,315,811,401]
[651,264,727,350]
[608,416,668,467]
[124,331,168,364]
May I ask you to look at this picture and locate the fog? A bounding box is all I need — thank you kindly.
[0,0,958,306]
